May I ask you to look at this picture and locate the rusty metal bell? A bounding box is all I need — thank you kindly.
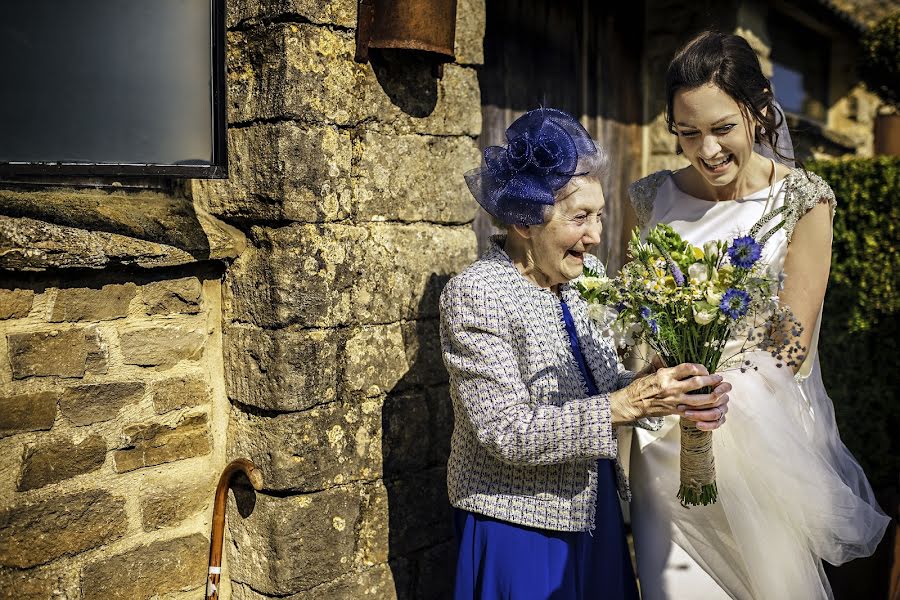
[355,0,458,63]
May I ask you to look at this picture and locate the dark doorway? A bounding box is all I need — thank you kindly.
[475,0,645,270]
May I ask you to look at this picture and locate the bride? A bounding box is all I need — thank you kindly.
[625,31,890,599]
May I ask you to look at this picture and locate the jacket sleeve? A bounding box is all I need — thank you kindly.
[440,275,617,466]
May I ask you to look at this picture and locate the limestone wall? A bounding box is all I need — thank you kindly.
[0,271,229,599]
[0,0,484,597]
[193,1,485,598]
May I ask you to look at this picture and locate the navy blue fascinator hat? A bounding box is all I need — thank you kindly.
[465,108,601,226]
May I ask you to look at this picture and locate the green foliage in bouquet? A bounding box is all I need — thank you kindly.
[808,157,900,494]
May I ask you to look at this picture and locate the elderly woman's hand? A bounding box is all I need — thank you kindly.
[611,363,731,431]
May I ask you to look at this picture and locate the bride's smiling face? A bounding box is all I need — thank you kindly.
[673,83,759,188]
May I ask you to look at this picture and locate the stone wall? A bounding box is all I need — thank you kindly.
[191,1,485,598]
[0,0,484,597]
[0,269,230,599]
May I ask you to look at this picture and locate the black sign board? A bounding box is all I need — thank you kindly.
[0,0,227,178]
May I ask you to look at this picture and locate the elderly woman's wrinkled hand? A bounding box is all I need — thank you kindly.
[611,363,731,430]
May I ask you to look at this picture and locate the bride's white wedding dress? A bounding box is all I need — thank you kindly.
[624,168,890,600]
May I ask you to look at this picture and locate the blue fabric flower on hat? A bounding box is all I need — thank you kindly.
[465,108,598,226]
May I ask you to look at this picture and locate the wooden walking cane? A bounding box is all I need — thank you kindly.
[206,458,263,600]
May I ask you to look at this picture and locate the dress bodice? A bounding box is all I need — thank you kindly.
[647,175,790,275]
[628,167,837,375]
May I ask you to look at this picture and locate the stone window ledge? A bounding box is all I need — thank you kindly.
[0,185,245,271]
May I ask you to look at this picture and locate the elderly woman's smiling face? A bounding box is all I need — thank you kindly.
[509,177,605,289]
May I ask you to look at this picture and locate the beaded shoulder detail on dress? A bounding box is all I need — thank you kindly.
[781,169,837,242]
[627,171,672,228]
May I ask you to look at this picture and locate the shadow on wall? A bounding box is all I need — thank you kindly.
[370,49,439,118]
[383,273,456,600]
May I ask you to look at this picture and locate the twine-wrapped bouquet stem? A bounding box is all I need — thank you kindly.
[678,386,718,506]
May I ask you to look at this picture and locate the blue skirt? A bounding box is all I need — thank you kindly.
[453,460,639,600]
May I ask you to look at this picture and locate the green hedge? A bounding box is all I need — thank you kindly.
[807,157,899,492]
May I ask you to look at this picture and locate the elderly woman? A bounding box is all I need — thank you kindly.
[440,108,732,600]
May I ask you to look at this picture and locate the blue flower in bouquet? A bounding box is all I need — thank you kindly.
[727,236,762,269]
[719,288,751,319]
[640,306,659,334]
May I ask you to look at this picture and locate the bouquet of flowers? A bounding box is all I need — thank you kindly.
[578,213,804,507]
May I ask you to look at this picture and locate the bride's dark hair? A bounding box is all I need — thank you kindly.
[665,31,793,165]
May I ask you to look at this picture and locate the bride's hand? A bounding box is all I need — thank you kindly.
[611,363,731,429]
[677,380,731,431]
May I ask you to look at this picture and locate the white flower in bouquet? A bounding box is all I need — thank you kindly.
[692,301,719,325]
[687,263,710,284]
[581,275,613,293]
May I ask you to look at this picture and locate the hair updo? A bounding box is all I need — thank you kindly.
[665,31,791,164]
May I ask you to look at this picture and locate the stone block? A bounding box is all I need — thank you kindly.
[228,486,364,595]
[119,325,205,368]
[113,413,211,473]
[0,391,56,438]
[7,327,107,379]
[0,566,76,600]
[225,326,339,412]
[0,289,34,319]
[231,564,396,600]
[0,489,126,569]
[342,324,409,396]
[196,122,352,223]
[140,477,213,531]
[227,223,475,329]
[226,0,356,28]
[380,469,452,557]
[356,61,482,136]
[81,533,207,600]
[141,277,203,315]
[356,482,390,567]
[0,186,216,257]
[353,131,480,223]
[18,434,107,491]
[0,215,195,271]
[229,25,481,135]
[455,0,486,65]
[49,283,137,322]
[60,381,145,426]
[228,401,381,492]
[412,540,456,599]
[397,319,448,390]
[151,375,210,414]
[227,25,358,126]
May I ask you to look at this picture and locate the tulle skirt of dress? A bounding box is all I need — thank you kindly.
[630,351,890,600]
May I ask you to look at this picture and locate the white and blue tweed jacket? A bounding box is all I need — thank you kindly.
[440,237,655,532]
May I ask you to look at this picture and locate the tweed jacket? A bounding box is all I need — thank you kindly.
[440,237,657,532]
